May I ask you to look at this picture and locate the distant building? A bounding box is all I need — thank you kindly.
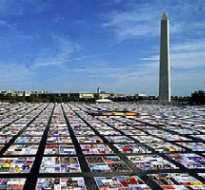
[0,90,50,97]
[99,93,111,99]
[111,93,126,98]
[80,93,95,99]
[135,93,149,100]
[68,93,95,100]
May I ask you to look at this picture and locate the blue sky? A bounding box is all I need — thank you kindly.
[0,0,204,96]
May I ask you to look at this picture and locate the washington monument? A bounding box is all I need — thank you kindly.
[159,12,171,102]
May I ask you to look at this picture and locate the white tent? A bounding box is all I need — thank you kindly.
[96,99,112,103]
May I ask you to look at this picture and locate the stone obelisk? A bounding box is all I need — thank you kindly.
[159,12,171,102]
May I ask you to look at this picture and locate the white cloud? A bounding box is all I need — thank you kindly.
[102,9,160,40]
[171,70,205,96]
[141,39,205,69]
[65,60,159,94]
[101,3,183,41]
[171,39,205,69]
[141,55,159,61]
[101,2,205,41]
[0,0,50,16]
[0,20,19,33]
[70,63,156,78]
[139,39,205,95]
[33,35,80,67]
[172,39,205,52]
[0,19,34,41]
[0,62,33,89]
